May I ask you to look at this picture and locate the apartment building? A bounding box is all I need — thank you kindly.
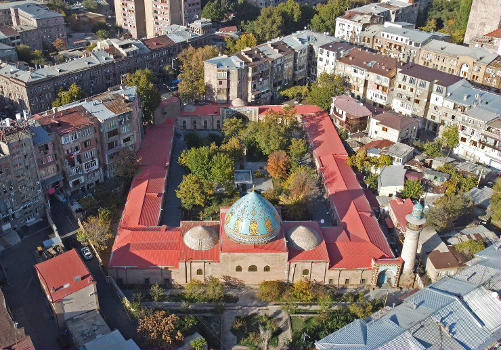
[391,63,461,122]
[115,0,201,38]
[335,48,397,107]
[0,32,211,115]
[362,22,450,63]
[205,55,248,104]
[34,106,103,196]
[204,30,336,104]
[368,110,419,143]
[482,57,501,90]
[30,119,63,196]
[317,42,355,75]
[417,40,498,85]
[426,79,501,170]
[0,120,44,233]
[0,1,66,50]
[335,11,384,44]
[58,86,143,178]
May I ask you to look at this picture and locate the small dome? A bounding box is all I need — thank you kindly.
[286,225,322,251]
[224,192,281,245]
[183,226,218,250]
[231,98,246,107]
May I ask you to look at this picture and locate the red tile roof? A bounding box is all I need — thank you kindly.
[35,249,95,302]
[303,109,394,269]
[339,48,398,77]
[142,35,175,50]
[109,226,181,268]
[138,119,175,167]
[389,197,413,233]
[361,139,394,151]
[218,26,238,32]
[485,28,501,38]
[180,103,228,116]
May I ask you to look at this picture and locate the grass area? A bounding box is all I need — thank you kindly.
[290,316,316,333]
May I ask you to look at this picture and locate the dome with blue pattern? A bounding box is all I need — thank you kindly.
[224,191,281,244]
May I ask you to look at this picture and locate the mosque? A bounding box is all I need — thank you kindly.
[108,105,405,288]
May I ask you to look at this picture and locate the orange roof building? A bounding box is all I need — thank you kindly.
[108,105,402,288]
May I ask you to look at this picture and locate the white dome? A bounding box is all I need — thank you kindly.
[183,226,218,250]
[286,225,322,251]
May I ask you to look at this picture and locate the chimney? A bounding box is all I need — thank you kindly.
[15,113,22,123]
[5,118,11,127]
[52,107,58,114]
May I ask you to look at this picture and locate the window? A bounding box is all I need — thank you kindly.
[236,265,242,272]
[382,127,388,132]
[123,136,131,144]
[328,279,333,284]
[248,265,257,272]
[144,278,150,285]
[196,268,203,275]
[264,265,270,272]
[204,120,208,129]
[107,129,119,138]
[302,269,309,276]
[182,120,186,129]
[361,279,366,284]
[344,279,350,285]
[216,120,221,129]
[192,120,196,129]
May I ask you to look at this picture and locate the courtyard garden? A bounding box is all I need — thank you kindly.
[176,107,322,221]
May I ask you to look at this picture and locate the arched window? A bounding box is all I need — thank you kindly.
[196,268,203,275]
[302,269,309,276]
[216,120,221,129]
[192,120,197,129]
[235,265,242,272]
[248,265,257,272]
[264,265,270,272]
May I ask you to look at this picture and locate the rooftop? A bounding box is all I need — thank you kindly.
[398,63,461,86]
[332,94,373,118]
[389,197,413,232]
[485,28,501,38]
[372,110,419,130]
[34,249,95,303]
[33,106,97,136]
[0,1,63,19]
[320,41,356,53]
[316,242,501,350]
[142,35,176,50]
[378,164,406,187]
[338,48,397,77]
[382,142,414,159]
[83,330,140,350]
[205,55,246,69]
[66,310,110,347]
[0,290,34,350]
[422,39,498,65]
[380,26,444,45]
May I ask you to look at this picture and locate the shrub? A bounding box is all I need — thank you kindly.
[257,280,288,302]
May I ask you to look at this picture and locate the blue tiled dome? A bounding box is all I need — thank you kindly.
[224,192,281,244]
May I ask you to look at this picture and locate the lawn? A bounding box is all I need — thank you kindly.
[290,316,316,333]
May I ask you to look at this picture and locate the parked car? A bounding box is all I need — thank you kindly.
[81,246,93,261]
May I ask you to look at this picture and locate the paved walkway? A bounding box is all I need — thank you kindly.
[161,131,186,227]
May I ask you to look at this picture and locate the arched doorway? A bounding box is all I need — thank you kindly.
[377,269,396,287]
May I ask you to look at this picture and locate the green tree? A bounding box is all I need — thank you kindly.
[179,146,214,180]
[439,124,459,154]
[244,0,314,42]
[82,0,99,11]
[252,110,295,155]
[423,141,443,157]
[220,137,244,161]
[282,165,318,202]
[288,138,308,163]
[400,179,424,200]
[205,276,225,301]
[225,33,258,54]
[191,338,208,350]
[52,83,86,107]
[257,280,287,302]
[96,28,109,39]
[455,239,485,260]
[364,173,378,192]
[222,117,245,141]
[178,45,219,102]
[491,178,501,228]
[149,283,164,302]
[201,0,226,21]
[419,18,437,32]
[307,73,346,110]
[47,0,70,16]
[77,208,112,249]
[86,42,97,51]
[291,279,314,302]
[209,152,235,186]
[30,49,48,66]
[176,174,207,210]
[439,163,478,195]
[425,193,472,231]
[310,0,350,34]
[280,85,309,101]
[15,44,32,62]
[126,68,160,124]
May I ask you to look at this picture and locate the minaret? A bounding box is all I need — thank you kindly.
[400,202,426,276]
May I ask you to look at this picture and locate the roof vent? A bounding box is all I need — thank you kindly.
[73,275,81,282]
[463,94,468,101]
[63,283,70,289]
